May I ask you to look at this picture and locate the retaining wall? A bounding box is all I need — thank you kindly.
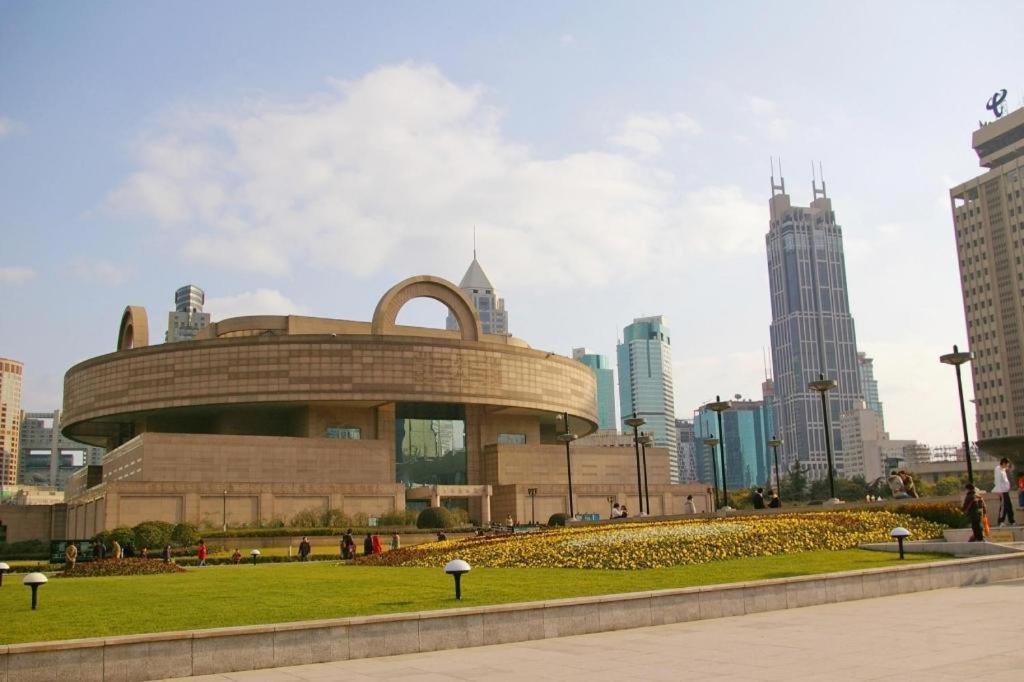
[2,553,1023,682]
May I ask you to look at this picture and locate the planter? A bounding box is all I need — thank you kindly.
[943,528,973,542]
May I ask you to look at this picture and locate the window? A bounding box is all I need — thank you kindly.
[497,433,527,445]
[325,426,361,440]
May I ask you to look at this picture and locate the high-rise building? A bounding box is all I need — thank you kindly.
[839,401,887,481]
[949,102,1024,446]
[572,348,617,431]
[674,418,697,482]
[18,410,105,490]
[617,316,678,482]
[766,173,862,480]
[446,253,508,336]
[0,358,24,494]
[693,398,775,490]
[857,352,885,429]
[166,284,211,342]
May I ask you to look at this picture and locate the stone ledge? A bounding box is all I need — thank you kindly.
[3,553,1023,682]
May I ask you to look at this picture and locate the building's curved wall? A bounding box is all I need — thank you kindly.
[63,333,598,439]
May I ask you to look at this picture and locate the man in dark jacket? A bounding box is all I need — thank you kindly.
[752,488,766,509]
[298,536,312,561]
[962,484,987,542]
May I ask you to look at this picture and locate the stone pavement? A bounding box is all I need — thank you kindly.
[176,579,1024,681]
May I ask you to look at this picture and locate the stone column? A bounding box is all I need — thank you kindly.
[480,485,492,526]
[431,484,441,508]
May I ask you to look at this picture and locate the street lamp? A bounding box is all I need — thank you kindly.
[767,437,783,502]
[638,433,653,515]
[556,412,578,519]
[23,572,47,610]
[703,436,721,510]
[623,413,646,514]
[939,344,975,485]
[527,488,538,524]
[808,373,839,502]
[706,396,733,509]
[0,561,9,587]
[444,559,471,600]
[250,548,261,566]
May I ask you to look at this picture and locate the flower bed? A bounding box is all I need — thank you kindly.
[55,558,187,578]
[359,511,946,570]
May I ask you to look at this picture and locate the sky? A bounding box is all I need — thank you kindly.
[2,1,1022,447]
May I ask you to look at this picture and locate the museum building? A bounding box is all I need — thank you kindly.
[61,276,706,536]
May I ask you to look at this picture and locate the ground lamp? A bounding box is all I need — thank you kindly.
[0,562,9,587]
[703,436,721,510]
[706,396,733,508]
[23,572,47,610]
[891,527,911,560]
[939,344,975,485]
[444,559,471,600]
[557,412,578,519]
[250,549,261,566]
[528,488,538,524]
[767,437,784,501]
[807,374,840,502]
[638,433,653,515]
[623,413,647,514]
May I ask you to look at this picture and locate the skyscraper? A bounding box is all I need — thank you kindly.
[857,352,885,429]
[0,358,24,494]
[166,284,211,342]
[617,316,678,482]
[446,253,508,336]
[572,348,617,431]
[950,102,1024,446]
[18,410,105,489]
[693,397,775,490]
[674,418,698,482]
[766,172,862,480]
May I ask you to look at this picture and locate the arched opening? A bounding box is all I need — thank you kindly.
[371,275,481,341]
[394,297,458,333]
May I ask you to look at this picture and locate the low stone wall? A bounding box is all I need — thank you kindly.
[3,553,1022,682]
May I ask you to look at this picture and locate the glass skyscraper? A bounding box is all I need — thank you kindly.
[692,399,775,490]
[572,348,617,431]
[856,352,884,430]
[766,175,862,480]
[617,316,678,482]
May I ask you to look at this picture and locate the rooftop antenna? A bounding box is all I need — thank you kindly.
[473,225,477,260]
[770,156,786,196]
[762,346,770,380]
[812,160,827,200]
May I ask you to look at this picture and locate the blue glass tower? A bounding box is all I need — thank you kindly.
[572,348,617,431]
[692,399,775,490]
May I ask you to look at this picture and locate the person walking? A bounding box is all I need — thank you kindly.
[162,544,172,563]
[993,458,1016,526]
[94,542,106,560]
[342,529,355,559]
[683,495,697,514]
[298,536,312,561]
[963,484,987,542]
[231,549,242,564]
[751,487,766,509]
[371,533,382,555]
[197,539,208,566]
[65,542,78,571]
[390,532,400,551]
[363,533,373,556]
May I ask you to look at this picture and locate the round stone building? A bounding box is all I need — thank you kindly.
[62,276,705,536]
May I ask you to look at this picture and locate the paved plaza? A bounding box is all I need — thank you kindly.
[176,578,1024,681]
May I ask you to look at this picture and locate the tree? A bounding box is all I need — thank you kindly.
[781,461,808,501]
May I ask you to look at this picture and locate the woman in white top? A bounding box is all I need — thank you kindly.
[993,458,1016,526]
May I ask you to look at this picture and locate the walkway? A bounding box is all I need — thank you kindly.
[178,579,1024,681]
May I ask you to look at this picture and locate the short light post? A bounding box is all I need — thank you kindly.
[23,572,47,610]
[767,437,783,502]
[623,413,647,514]
[606,495,616,518]
[703,436,721,510]
[891,527,911,560]
[222,489,228,532]
[808,374,840,502]
[250,549,261,566]
[0,561,9,587]
[557,412,578,519]
[939,344,976,485]
[706,396,733,509]
[639,433,653,515]
[444,559,471,600]
[527,488,538,525]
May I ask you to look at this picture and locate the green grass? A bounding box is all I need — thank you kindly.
[0,549,947,645]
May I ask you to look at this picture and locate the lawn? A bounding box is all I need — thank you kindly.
[0,549,947,645]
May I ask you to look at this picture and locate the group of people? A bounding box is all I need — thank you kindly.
[610,503,630,518]
[750,487,782,509]
[887,470,919,498]
[337,529,401,559]
[961,458,1018,542]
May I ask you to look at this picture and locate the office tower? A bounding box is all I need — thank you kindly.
[166,284,211,342]
[857,352,885,429]
[0,358,24,493]
[617,316,678,482]
[18,410,105,490]
[674,418,697,482]
[446,252,508,335]
[572,348,617,431]
[693,397,774,489]
[766,171,862,480]
[950,102,1024,445]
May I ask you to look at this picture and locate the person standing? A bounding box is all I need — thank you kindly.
[993,458,1016,526]
[197,539,208,566]
[611,503,622,519]
[390,532,400,551]
[162,544,172,563]
[65,542,78,571]
[751,488,766,509]
[231,549,242,564]
[683,495,697,514]
[371,533,382,555]
[298,536,312,561]
[1017,471,1024,511]
[363,533,373,556]
[94,542,106,560]
[963,484,987,542]
[342,529,355,559]
[112,539,123,560]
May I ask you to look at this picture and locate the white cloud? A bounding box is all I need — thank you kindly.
[748,96,777,116]
[610,112,701,157]
[0,117,18,138]
[559,33,576,46]
[107,64,750,289]
[747,95,792,141]
[72,258,129,285]
[204,289,309,321]
[0,266,36,283]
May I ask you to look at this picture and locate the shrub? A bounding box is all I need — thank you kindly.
[547,513,568,527]
[108,526,135,549]
[291,507,322,528]
[378,510,419,526]
[897,502,969,529]
[171,522,200,548]
[0,539,49,560]
[133,521,174,550]
[417,506,455,529]
[319,508,349,528]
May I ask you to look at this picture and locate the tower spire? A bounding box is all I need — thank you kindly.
[770,156,786,196]
[812,160,828,200]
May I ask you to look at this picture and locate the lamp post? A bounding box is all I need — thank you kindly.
[23,572,47,610]
[557,412,578,519]
[808,373,839,502]
[527,488,538,524]
[706,396,733,508]
[222,489,228,532]
[891,527,911,560]
[250,548,260,566]
[444,559,471,600]
[638,433,653,515]
[623,413,646,514]
[767,437,783,501]
[703,436,721,510]
[939,344,975,485]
